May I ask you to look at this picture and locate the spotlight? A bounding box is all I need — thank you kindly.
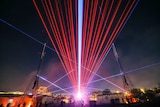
[76,92,82,100]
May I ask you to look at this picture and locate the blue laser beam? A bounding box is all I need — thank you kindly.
[0,18,44,45]
[47,70,74,88]
[0,18,78,63]
[39,76,69,93]
[78,0,84,96]
[88,61,160,84]
[114,0,140,42]
[50,85,76,93]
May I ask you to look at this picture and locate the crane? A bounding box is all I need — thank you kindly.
[112,43,133,91]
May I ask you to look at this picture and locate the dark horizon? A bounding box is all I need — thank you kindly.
[0,0,160,93]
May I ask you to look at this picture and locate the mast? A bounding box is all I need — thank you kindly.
[32,43,46,104]
[112,43,132,91]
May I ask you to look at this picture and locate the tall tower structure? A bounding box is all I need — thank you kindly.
[112,43,133,91]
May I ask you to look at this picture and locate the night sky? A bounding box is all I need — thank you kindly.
[0,0,160,93]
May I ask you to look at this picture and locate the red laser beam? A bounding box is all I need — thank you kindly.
[33,0,139,93]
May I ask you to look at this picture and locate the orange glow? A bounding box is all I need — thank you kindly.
[131,98,137,103]
[0,95,34,107]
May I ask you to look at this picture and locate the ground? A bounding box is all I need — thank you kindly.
[40,101,160,107]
